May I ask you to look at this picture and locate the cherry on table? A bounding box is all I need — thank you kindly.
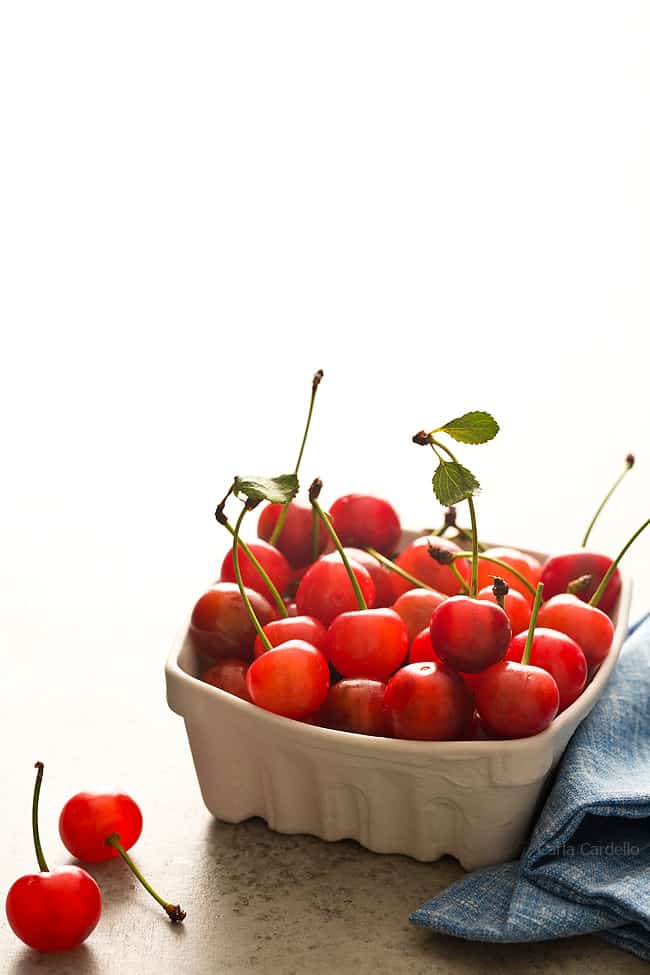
[329,494,401,555]
[430,595,512,673]
[201,658,252,701]
[257,500,328,568]
[295,554,376,627]
[391,536,471,599]
[189,582,276,663]
[325,608,409,681]
[246,639,331,719]
[220,538,291,606]
[320,679,388,736]
[505,627,587,711]
[253,615,328,659]
[536,594,614,669]
[384,662,473,740]
[393,588,448,644]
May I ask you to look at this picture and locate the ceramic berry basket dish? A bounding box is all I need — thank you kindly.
[165,535,632,871]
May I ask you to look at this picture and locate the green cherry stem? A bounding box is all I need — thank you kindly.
[366,547,446,593]
[269,369,324,546]
[222,518,288,618]
[589,516,650,607]
[430,438,480,598]
[449,551,537,598]
[311,506,320,562]
[232,504,273,652]
[520,583,544,665]
[32,761,48,873]
[105,834,186,923]
[309,479,367,611]
[581,454,635,548]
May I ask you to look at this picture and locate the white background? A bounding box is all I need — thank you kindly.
[1,1,649,677]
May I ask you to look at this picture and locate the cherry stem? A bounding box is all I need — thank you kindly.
[567,574,593,596]
[222,518,288,618]
[521,583,544,665]
[310,489,367,611]
[232,505,273,651]
[589,515,650,607]
[431,439,480,598]
[365,547,438,592]
[269,369,324,546]
[450,552,536,597]
[311,506,320,562]
[32,761,48,873]
[105,834,186,923]
[581,454,635,548]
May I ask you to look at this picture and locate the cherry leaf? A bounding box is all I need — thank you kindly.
[432,461,480,506]
[437,411,499,445]
[234,474,299,505]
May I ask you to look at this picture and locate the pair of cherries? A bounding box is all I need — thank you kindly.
[6,763,184,953]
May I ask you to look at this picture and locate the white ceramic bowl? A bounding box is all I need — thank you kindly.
[165,539,631,870]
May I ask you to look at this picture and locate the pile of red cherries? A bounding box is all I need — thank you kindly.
[191,378,645,743]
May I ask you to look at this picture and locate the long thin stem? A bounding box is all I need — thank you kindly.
[431,438,480,598]
[581,455,635,548]
[270,370,323,545]
[223,519,288,618]
[106,834,186,923]
[32,761,48,873]
[365,547,436,591]
[449,551,537,597]
[590,516,650,607]
[311,506,320,561]
[521,583,544,665]
[232,506,273,651]
[311,496,367,610]
[451,562,471,595]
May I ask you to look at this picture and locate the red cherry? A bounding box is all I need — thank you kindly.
[220,539,290,605]
[321,679,388,736]
[536,594,614,669]
[477,547,542,604]
[246,640,330,719]
[342,547,395,607]
[478,584,531,635]
[329,494,401,555]
[325,609,409,680]
[391,536,471,599]
[253,615,327,658]
[408,627,443,664]
[295,554,376,627]
[393,587,447,644]
[59,793,143,863]
[201,658,252,701]
[475,661,560,738]
[429,596,512,673]
[540,551,621,617]
[505,627,588,711]
[189,583,276,662]
[257,501,328,568]
[384,662,473,740]
[6,867,102,952]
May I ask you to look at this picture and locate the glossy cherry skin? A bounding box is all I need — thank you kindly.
[329,494,401,555]
[391,536,471,599]
[430,596,512,673]
[201,658,251,701]
[475,661,560,738]
[506,628,587,711]
[478,585,531,636]
[220,539,291,605]
[320,679,388,736]
[408,627,443,664]
[476,547,542,604]
[540,551,621,617]
[246,640,330,719]
[325,609,409,680]
[6,867,102,952]
[59,793,143,863]
[343,548,395,607]
[295,554,376,627]
[253,615,327,659]
[393,588,447,644]
[537,594,615,668]
[189,583,276,662]
[257,501,328,568]
[384,662,473,740]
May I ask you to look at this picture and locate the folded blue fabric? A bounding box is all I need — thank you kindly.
[410,614,650,961]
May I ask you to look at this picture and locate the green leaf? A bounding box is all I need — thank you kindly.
[234,473,299,505]
[432,461,480,506]
[437,411,499,445]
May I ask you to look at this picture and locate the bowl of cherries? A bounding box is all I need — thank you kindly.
[166,378,643,870]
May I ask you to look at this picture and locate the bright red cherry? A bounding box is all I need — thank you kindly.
[476,661,560,738]
[540,552,621,617]
[60,793,143,864]
[537,594,614,669]
[342,547,395,607]
[253,615,327,658]
[393,587,447,644]
[429,596,512,673]
[189,583,276,662]
[391,536,471,599]
[246,640,330,719]
[385,662,473,740]
[408,627,443,664]
[325,608,408,680]
[476,547,542,604]
[505,627,587,711]
[329,494,401,555]
[220,539,290,606]
[295,554,376,627]
[257,500,328,568]
[478,584,531,635]
[321,679,388,736]
[201,658,251,701]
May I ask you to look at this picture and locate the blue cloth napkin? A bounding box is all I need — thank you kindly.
[410,614,650,961]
